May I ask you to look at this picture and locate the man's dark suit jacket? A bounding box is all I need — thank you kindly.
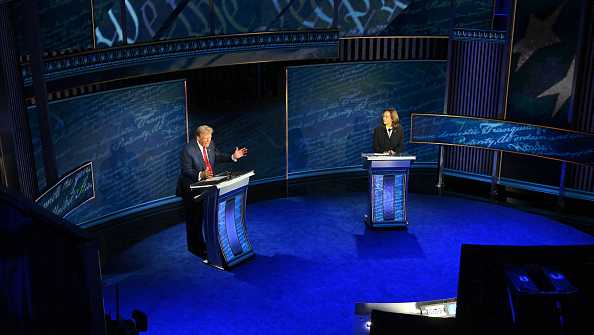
[176,140,232,196]
[373,124,405,154]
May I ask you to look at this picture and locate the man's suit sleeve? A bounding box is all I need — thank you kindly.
[214,146,233,163]
[181,145,199,181]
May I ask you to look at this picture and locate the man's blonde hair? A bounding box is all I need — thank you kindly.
[195,125,213,137]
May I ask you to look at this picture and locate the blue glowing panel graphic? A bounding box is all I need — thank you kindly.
[225,197,242,256]
[217,191,252,266]
[218,200,234,262]
[383,175,396,220]
[383,0,493,35]
[372,174,384,223]
[35,162,95,219]
[94,0,211,48]
[372,173,405,223]
[288,62,444,174]
[335,1,412,35]
[29,81,187,225]
[411,114,594,165]
[393,174,405,222]
[93,1,411,42]
[234,194,251,252]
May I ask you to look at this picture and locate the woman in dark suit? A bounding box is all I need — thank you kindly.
[373,108,405,154]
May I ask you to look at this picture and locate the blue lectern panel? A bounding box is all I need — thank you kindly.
[372,175,385,222]
[372,174,405,224]
[234,197,252,252]
[217,192,253,266]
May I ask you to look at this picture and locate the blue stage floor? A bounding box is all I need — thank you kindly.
[102,193,594,334]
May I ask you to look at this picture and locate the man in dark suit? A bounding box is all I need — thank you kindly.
[176,125,247,257]
[373,108,405,154]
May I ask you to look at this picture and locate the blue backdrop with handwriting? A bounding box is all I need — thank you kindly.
[35,162,95,218]
[411,114,594,165]
[383,0,492,35]
[11,0,492,54]
[29,81,186,225]
[287,62,445,175]
[187,98,285,183]
[93,0,494,48]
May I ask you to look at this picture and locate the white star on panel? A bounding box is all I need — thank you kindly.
[537,57,575,118]
[513,2,565,71]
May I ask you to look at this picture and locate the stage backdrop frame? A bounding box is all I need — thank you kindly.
[28,79,189,227]
[285,60,447,179]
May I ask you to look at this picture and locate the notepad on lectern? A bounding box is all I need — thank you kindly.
[189,176,227,189]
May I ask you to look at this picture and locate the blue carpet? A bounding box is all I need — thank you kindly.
[102,193,594,334]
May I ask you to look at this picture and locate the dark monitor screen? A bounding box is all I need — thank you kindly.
[456,244,594,334]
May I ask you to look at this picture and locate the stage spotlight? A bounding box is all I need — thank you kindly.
[365,320,372,329]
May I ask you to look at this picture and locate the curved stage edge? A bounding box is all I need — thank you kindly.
[100,189,594,335]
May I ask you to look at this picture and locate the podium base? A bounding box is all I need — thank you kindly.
[364,215,408,229]
[199,251,256,271]
[201,258,225,271]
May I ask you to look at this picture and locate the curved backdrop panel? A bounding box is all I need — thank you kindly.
[93,0,211,47]
[13,0,93,54]
[11,0,492,55]
[35,162,96,219]
[411,114,594,166]
[187,97,286,183]
[287,61,445,176]
[28,80,187,225]
[92,0,493,45]
[183,63,287,183]
[382,0,493,35]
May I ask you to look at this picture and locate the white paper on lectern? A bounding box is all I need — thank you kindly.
[361,153,417,161]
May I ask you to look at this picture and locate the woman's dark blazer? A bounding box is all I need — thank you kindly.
[373,124,405,154]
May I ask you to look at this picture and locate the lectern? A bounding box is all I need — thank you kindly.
[361,154,416,228]
[190,171,255,269]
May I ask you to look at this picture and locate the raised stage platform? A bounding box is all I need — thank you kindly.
[101,192,594,335]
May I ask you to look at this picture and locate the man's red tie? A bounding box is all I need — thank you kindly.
[202,147,213,175]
